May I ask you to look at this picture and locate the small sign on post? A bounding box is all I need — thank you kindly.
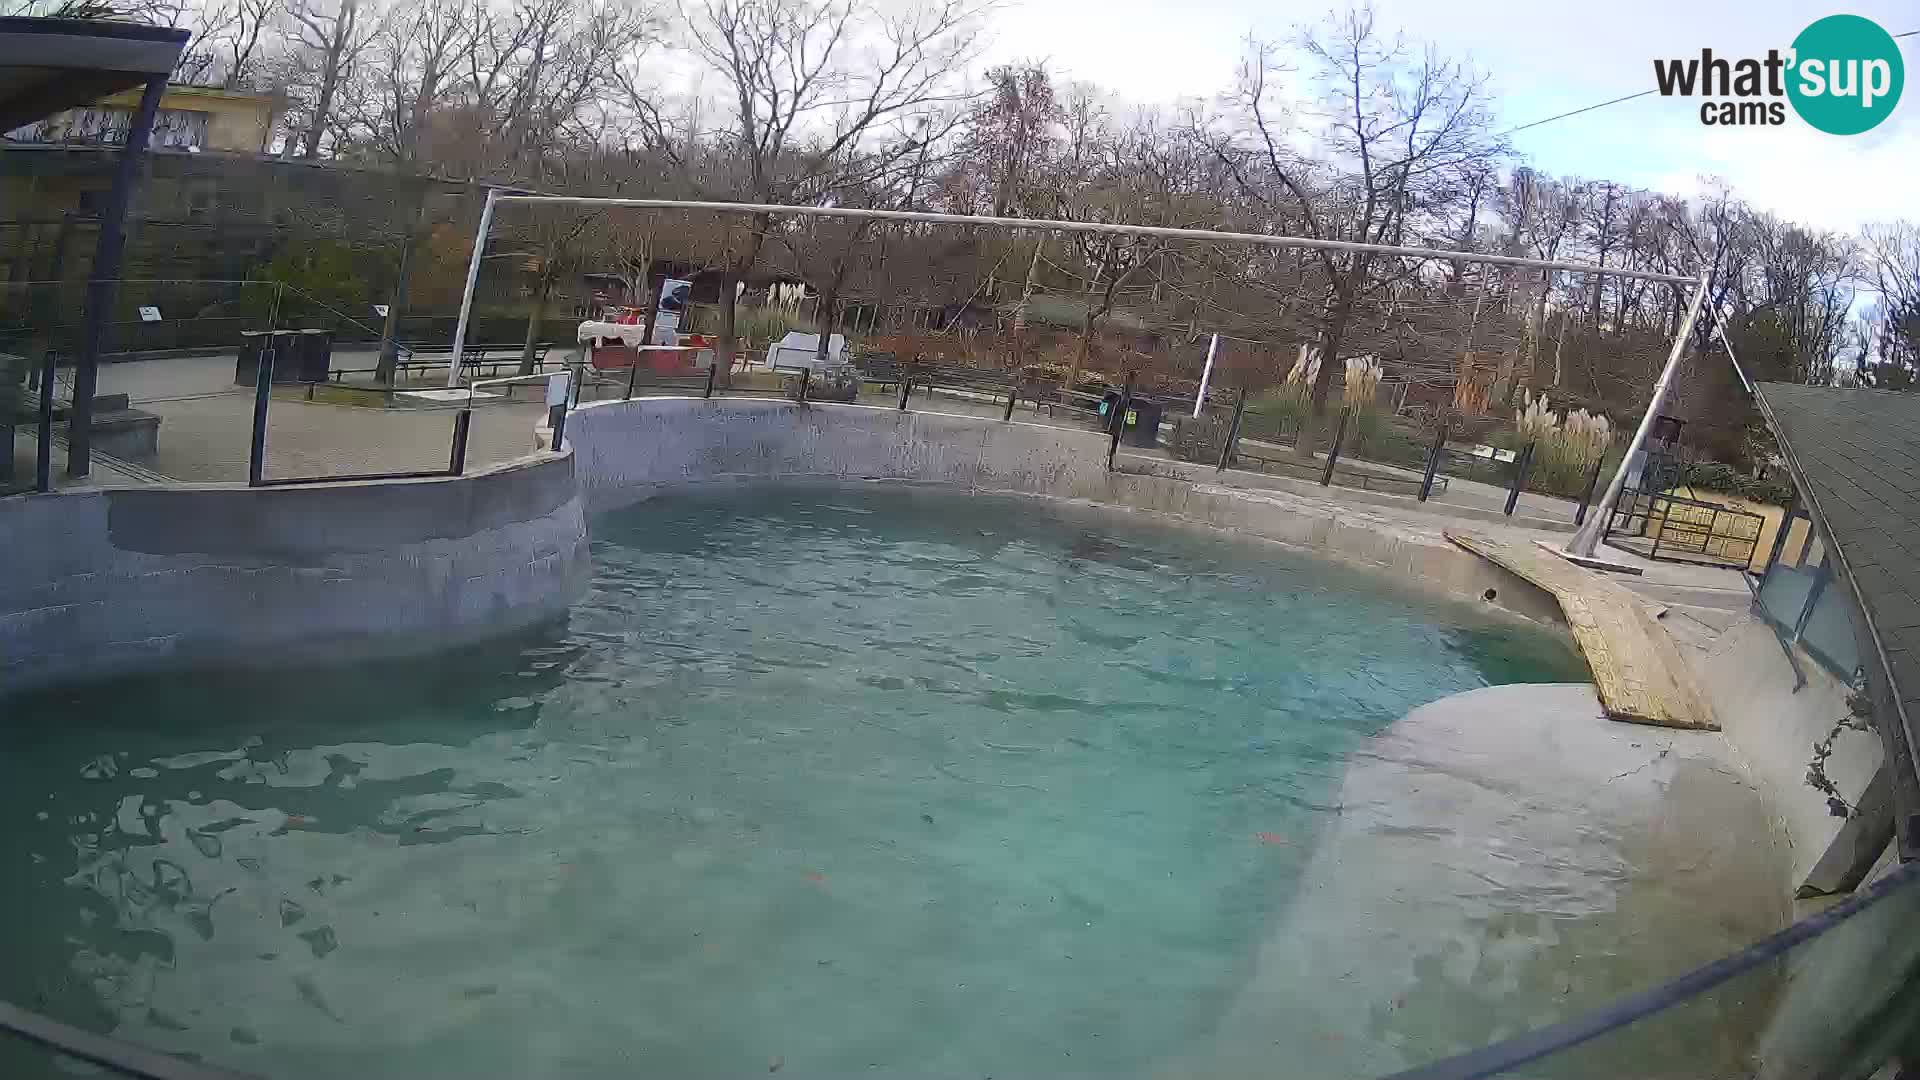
[372,304,390,318]
[545,370,571,407]
[138,306,162,322]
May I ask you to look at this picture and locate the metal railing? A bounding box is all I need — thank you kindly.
[246,357,573,487]
[0,352,58,496]
[1605,490,1766,569]
[0,1000,257,1080]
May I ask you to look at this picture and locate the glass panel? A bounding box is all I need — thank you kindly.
[1757,560,1819,631]
[1800,583,1863,678]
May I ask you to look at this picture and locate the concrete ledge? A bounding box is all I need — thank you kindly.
[0,452,588,696]
[566,396,1567,627]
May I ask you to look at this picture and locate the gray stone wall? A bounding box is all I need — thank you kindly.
[564,396,1566,626]
[0,452,587,696]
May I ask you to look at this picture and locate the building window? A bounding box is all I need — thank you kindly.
[1755,508,1864,679]
[5,107,210,149]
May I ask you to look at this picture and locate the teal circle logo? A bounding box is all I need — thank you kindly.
[1787,15,1904,135]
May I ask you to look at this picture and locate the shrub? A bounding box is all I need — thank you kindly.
[1511,392,1615,496]
[1680,461,1795,506]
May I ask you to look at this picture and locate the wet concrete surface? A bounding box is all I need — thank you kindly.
[1182,683,1788,1078]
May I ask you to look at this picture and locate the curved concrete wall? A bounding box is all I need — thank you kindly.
[566,396,1566,626]
[0,452,588,696]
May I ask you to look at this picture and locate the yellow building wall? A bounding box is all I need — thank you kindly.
[92,85,281,154]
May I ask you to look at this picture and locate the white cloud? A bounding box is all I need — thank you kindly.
[980,0,1920,231]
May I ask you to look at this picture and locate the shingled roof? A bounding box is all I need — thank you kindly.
[1757,382,1920,859]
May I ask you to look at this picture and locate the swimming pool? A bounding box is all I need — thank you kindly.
[0,484,1592,1077]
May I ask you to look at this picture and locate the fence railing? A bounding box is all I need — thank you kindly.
[1605,490,1767,569]
[246,352,573,487]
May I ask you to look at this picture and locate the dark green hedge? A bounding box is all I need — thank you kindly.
[1680,462,1795,507]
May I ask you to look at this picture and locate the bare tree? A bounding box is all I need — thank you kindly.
[1209,3,1503,454]
[681,0,988,373]
[1864,221,1920,374]
[286,0,373,157]
[173,0,282,89]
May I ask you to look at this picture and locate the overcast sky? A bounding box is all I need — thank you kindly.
[980,0,1917,235]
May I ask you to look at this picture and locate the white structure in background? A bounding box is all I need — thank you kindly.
[652,278,693,345]
[765,332,845,371]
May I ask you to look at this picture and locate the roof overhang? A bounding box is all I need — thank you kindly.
[0,17,188,133]
[1755,381,1920,862]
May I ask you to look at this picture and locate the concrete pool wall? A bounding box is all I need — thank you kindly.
[564,395,1566,626]
[0,452,587,697]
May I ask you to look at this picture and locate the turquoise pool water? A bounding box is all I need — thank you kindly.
[0,485,1586,1078]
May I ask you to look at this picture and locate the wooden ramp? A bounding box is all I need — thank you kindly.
[1447,532,1719,731]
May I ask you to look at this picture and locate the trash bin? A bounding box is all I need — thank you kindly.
[1123,397,1164,448]
[290,328,333,383]
[235,330,267,386]
[262,330,301,383]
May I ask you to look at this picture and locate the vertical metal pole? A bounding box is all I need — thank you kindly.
[445,187,500,388]
[1763,493,1800,574]
[1107,372,1135,472]
[1418,423,1447,502]
[68,74,166,478]
[704,362,717,399]
[35,353,55,492]
[797,367,811,403]
[448,408,472,475]
[1573,458,1606,526]
[1566,270,1710,557]
[1506,440,1536,516]
[1193,332,1218,417]
[247,345,274,486]
[1320,407,1350,486]
[547,404,567,450]
[1002,385,1017,422]
[898,379,911,410]
[624,344,641,400]
[1215,388,1247,472]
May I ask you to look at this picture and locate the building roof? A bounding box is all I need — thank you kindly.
[0,16,187,132]
[1756,381,1920,858]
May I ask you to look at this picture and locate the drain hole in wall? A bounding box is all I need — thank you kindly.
[1482,588,1498,602]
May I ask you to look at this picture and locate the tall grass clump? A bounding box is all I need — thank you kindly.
[1513,391,1615,494]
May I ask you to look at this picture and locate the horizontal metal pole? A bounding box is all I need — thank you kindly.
[489,197,1695,285]
[0,1000,260,1080]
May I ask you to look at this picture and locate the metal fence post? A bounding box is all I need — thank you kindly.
[625,351,641,400]
[68,73,166,480]
[1573,457,1606,526]
[34,353,56,493]
[545,370,570,451]
[247,346,274,487]
[1106,372,1135,472]
[898,378,911,410]
[1002,386,1017,422]
[1216,388,1247,472]
[1505,440,1537,516]
[797,367,811,404]
[449,408,472,475]
[704,363,717,399]
[1418,423,1447,502]
[1320,407,1351,486]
